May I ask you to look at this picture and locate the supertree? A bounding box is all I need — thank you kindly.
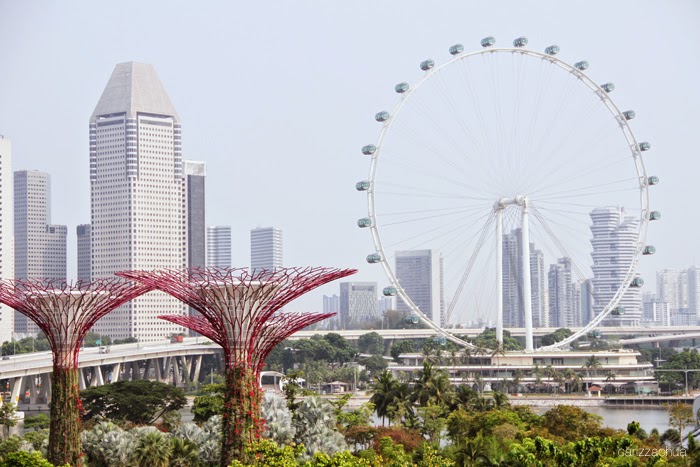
[0,278,153,466]
[117,266,356,465]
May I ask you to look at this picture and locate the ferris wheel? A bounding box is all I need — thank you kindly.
[356,36,659,352]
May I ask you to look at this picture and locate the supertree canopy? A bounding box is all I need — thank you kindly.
[0,278,153,467]
[117,266,356,465]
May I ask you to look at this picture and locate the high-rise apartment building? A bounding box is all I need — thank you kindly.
[323,294,340,330]
[90,62,187,341]
[185,161,206,270]
[657,269,689,313]
[206,226,232,268]
[250,227,282,272]
[0,138,14,344]
[77,224,91,282]
[502,229,546,328]
[589,207,641,326]
[339,282,378,329]
[642,293,671,326]
[395,249,444,325]
[689,266,700,320]
[14,170,67,335]
[548,258,574,328]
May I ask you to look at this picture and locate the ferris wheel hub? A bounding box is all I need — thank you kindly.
[494,195,529,211]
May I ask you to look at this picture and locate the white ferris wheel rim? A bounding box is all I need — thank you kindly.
[364,44,651,352]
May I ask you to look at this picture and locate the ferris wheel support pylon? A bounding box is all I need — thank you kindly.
[521,198,534,352]
[496,207,503,346]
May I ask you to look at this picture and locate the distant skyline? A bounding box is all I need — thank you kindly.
[1,1,698,315]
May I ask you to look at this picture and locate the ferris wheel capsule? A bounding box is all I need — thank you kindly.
[449,44,464,55]
[437,335,447,346]
[601,83,615,93]
[589,330,602,338]
[395,82,409,93]
[481,36,495,48]
[639,142,651,151]
[630,277,645,288]
[647,176,659,186]
[649,211,661,221]
[383,286,397,297]
[643,245,656,255]
[375,111,390,122]
[366,253,382,264]
[612,306,626,315]
[544,45,560,55]
[420,59,435,71]
[574,60,589,71]
[355,180,370,191]
[357,217,372,228]
[513,36,528,47]
[623,110,636,120]
[362,144,377,155]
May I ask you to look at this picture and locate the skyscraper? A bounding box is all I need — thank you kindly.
[689,266,700,321]
[548,258,574,328]
[323,294,340,330]
[589,207,641,326]
[206,226,232,268]
[185,161,206,270]
[90,62,187,341]
[656,269,689,313]
[76,224,91,282]
[14,170,67,335]
[339,282,378,329]
[0,138,13,344]
[502,229,546,328]
[250,227,282,272]
[395,249,444,325]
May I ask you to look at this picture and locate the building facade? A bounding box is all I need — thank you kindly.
[185,161,206,270]
[250,226,282,272]
[502,229,547,329]
[395,249,444,325]
[689,266,700,321]
[77,224,91,282]
[0,138,13,344]
[89,62,187,341]
[14,170,67,335]
[206,226,232,268]
[339,282,378,329]
[657,269,689,314]
[589,207,641,326]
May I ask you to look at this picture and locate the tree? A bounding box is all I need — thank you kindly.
[191,384,224,422]
[357,332,384,355]
[583,355,602,386]
[542,405,602,441]
[390,340,415,363]
[360,355,388,374]
[667,403,694,443]
[370,370,397,426]
[130,430,171,467]
[81,380,186,424]
[540,328,573,347]
[0,404,17,439]
[22,414,49,432]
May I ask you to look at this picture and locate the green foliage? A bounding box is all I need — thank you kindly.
[0,335,50,356]
[21,415,49,432]
[657,348,700,390]
[357,333,384,356]
[390,341,415,363]
[80,380,187,424]
[81,332,112,347]
[130,430,171,467]
[112,336,138,345]
[0,404,17,439]
[0,451,54,467]
[542,405,603,441]
[540,328,573,347]
[666,403,694,442]
[469,328,523,351]
[360,355,388,375]
[191,383,225,422]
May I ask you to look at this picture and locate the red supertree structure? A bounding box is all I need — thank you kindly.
[0,278,153,466]
[117,266,356,465]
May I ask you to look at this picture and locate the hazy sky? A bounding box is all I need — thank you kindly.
[0,1,698,314]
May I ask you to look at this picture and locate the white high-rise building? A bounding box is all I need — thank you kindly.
[689,266,700,320]
[0,138,14,344]
[14,170,67,335]
[250,227,282,272]
[395,249,444,325]
[548,258,574,328]
[502,229,546,328]
[589,207,641,326]
[339,282,378,329]
[206,226,231,268]
[323,294,340,330]
[657,269,689,313]
[76,224,91,282]
[90,62,187,341]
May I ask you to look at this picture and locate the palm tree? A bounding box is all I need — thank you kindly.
[531,363,543,393]
[512,369,524,394]
[370,370,397,426]
[455,434,493,466]
[583,355,602,388]
[554,370,566,394]
[413,361,453,407]
[169,438,200,467]
[544,365,556,393]
[492,391,510,409]
[130,431,171,467]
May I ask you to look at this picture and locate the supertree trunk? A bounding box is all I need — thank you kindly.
[49,364,82,466]
[221,363,264,466]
